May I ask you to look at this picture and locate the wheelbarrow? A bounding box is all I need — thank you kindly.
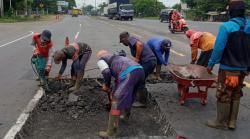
[168,64,217,105]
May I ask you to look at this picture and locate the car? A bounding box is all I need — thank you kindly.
[160,9,173,23]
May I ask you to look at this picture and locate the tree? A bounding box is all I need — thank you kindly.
[83,4,94,14]
[172,3,181,11]
[98,2,108,13]
[131,0,165,17]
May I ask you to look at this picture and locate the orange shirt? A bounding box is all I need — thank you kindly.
[190,32,215,61]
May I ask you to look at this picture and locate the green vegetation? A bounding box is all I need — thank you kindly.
[2,0,76,18]
[131,0,165,17]
[0,15,59,23]
[181,0,250,20]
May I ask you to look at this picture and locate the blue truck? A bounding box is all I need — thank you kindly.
[108,0,134,21]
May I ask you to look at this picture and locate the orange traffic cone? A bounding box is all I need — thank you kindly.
[65,36,70,47]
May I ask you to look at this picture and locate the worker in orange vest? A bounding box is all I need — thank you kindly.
[31,30,54,88]
[185,30,215,67]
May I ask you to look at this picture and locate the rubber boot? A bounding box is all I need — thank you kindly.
[69,74,82,92]
[65,76,76,88]
[99,114,119,137]
[132,89,147,108]
[155,65,162,81]
[120,108,131,123]
[206,101,230,130]
[228,100,240,130]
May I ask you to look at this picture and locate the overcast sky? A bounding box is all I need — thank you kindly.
[76,0,181,8]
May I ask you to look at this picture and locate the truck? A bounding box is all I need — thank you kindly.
[71,8,81,17]
[107,0,134,21]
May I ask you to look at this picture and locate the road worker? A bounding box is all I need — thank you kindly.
[53,42,92,91]
[31,30,54,88]
[119,31,157,107]
[185,30,215,67]
[147,37,172,80]
[97,50,145,137]
[206,0,250,130]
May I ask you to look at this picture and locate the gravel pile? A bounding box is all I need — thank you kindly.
[38,79,109,119]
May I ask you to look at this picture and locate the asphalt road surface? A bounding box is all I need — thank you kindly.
[0,16,249,138]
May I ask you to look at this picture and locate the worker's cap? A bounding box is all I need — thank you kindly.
[119,31,129,43]
[185,29,195,38]
[97,50,110,59]
[228,0,246,11]
[41,30,52,43]
[161,39,172,48]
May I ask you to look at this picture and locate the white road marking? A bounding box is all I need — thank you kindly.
[110,24,115,27]
[4,88,44,139]
[74,24,82,41]
[0,31,34,48]
[131,33,142,38]
[74,32,80,41]
[170,49,185,57]
[117,27,124,31]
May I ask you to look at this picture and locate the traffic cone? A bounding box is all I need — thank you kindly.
[65,36,69,47]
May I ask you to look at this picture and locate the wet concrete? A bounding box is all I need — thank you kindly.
[19,78,172,139]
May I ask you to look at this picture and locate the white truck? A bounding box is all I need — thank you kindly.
[107,0,134,21]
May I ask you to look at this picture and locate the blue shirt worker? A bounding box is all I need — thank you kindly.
[147,37,171,80]
[206,0,250,130]
[120,31,157,108]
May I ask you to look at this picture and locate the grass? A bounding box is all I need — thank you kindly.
[137,16,160,20]
[0,15,62,23]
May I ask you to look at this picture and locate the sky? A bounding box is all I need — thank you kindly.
[76,0,181,8]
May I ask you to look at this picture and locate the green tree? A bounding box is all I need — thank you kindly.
[172,3,181,11]
[98,2,108,13]
[131,0,165,17]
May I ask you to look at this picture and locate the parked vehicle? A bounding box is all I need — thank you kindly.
[107,0,134,21]
[160,9,173,23]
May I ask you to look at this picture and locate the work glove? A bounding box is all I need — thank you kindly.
[45,65,51,75]
[207,66,213,74]
[54,74,62,80]
[225,75,239,88]
[102,84,111,93]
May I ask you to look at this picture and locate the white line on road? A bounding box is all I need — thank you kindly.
[74,24,82,41]
[4,88,44,139]
[74,32,80,41]
[0,31,34,48]
[170,49,185,57]
[131,33,142,38]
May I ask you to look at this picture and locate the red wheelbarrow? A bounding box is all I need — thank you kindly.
[168,64,217,105]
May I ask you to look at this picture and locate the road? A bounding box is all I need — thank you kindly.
[0,16,249,138]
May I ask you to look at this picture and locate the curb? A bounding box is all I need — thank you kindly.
[3,88,44,139]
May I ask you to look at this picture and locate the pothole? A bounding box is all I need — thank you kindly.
[17,78,175,139]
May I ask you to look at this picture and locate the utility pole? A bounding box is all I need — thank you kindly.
[10,0,12,9]
[0,0,4,17]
